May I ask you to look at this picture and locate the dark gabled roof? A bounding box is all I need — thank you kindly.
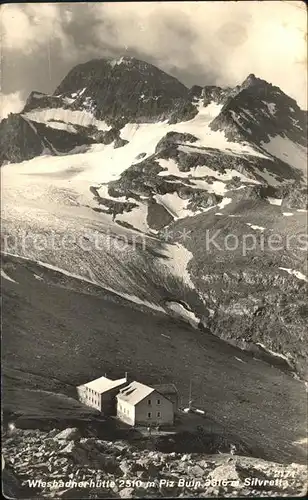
[152,383,178,395]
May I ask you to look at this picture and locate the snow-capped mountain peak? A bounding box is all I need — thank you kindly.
[1,58,306,195]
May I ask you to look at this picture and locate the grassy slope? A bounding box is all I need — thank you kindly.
[1,255,306,465]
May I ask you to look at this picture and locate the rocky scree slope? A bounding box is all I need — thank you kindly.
[167,190,308,379]
[2,427,307,499]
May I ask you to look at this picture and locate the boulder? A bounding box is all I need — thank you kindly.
[189,464,205,477]
[48,429,60,439]
[119,461,131,476]
[119,487,135,498]
[143,463,161,478]
[136,470,148,479]
[59,441,75,455]
[114,137,129,149]
[198,460,209,469]
[121,459,144,475]
[209,464,241,484]
[54,428,80,441]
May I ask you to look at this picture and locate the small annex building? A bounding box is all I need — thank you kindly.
[116,381,174,427]
[152,384,179,412]
[77,374,127,415]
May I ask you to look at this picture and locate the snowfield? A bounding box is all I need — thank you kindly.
[217,197,232,210]
[2,100,272,236]
[5,100,275,206]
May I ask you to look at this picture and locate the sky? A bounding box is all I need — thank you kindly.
[0,1,307,119]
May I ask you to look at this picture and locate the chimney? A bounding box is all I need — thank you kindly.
[125,372,128,382]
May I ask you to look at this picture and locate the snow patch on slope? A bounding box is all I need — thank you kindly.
[42,121,78,134]
[257,168,282,186]
[108,57,132,68]
[96,184,133,203]
[268,197,283,206]
[23,108,111,132]
[261,101,276,115]
[1,269,18,284]
[256,342,292,364]
[157,158,260,196]
[115,203,149,233]
[158,158,260,183]
[159,243,194,288]
[154,193,195,219]
[217,197,232,210]
[165,301,199,328]
[261,135,307,174]
[246,223,265,232]
[279,267,308,282]
[34,274,44,281]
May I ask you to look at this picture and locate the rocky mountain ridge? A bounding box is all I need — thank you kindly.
[210,74,307,149]
[1,57,306,173]
[22,57,197,127]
